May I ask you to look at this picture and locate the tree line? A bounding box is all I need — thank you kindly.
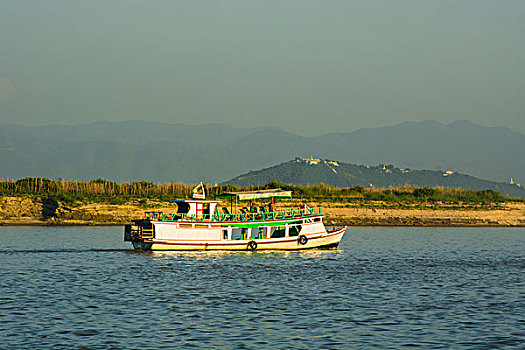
[0,178,512,204]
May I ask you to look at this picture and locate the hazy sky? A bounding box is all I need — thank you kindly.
[1,0,524,135]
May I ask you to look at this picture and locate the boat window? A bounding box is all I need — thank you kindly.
[251,227,265,239]
[231,228,243,240]
[176,202,190,214]
[288,225,301,237]
[195,224,209,228]
[179,223,193,228]
[223,229,228,240]
[203,203,211,216]
[313,217,321,222]
[270,226,286,238]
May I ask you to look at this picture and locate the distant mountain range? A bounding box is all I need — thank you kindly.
[225,158,525,198]
[0,120,524,185]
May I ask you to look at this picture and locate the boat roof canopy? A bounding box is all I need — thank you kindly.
[169,199,222,203]
[218,189,292,201]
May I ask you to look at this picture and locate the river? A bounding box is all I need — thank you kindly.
[0,226,523,349]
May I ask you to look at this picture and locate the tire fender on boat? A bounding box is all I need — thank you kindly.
[247,240,257,251]
[298,235,308,245]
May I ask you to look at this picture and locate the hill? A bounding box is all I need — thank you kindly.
[0,120,524,184]
[225,158,525,198]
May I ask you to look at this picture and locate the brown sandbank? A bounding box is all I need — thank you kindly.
[1,196,524,227]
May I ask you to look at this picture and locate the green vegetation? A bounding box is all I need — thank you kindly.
[361,187,508,204]
[0,178,516,207]
[0,178,238,204]
[259,181,510,205]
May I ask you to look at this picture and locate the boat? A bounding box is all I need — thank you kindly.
[124,188,346,251]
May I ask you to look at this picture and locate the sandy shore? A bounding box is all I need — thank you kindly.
[1,196,524,227]
[323,204,525,227]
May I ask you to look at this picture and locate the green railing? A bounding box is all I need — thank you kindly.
[144,206,322,223]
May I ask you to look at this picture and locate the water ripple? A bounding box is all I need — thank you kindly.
[0,226,523,349]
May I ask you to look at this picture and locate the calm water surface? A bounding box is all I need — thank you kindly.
[0,226,523,349]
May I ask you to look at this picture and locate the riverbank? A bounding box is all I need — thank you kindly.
[0,196,178,226]
[323,204,525,226]
[1,196,524,227]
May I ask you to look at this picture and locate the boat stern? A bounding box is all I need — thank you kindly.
[124,220,155,251]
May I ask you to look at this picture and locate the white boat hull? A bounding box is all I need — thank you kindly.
[133,228,346,251]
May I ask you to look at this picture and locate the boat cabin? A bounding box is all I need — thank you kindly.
[169,199,221,220]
